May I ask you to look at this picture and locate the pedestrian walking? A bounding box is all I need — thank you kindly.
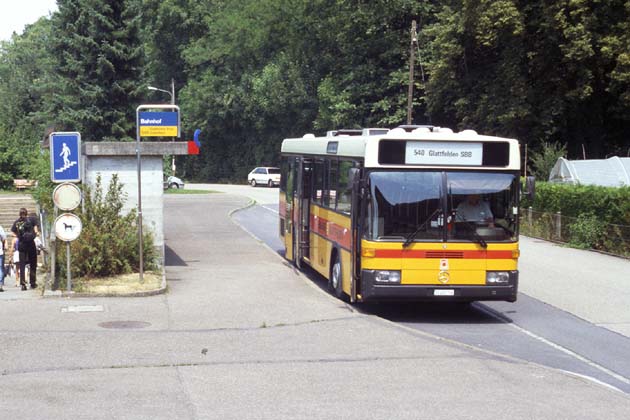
[10,208,39,290]
[0,223,6,292]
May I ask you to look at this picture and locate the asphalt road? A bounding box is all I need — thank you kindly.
[220,183,630,394]
[1,185,629,419]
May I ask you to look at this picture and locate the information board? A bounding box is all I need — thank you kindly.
[138,111,179,137]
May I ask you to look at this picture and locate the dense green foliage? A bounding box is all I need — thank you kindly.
[520,181,630,255]
[50,0,144,141]
[528,142,567,180]
[522,182,630,225]
[1,0,629,185]
[57,174,157,281]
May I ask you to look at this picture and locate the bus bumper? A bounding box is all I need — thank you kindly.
[360,270,518,303]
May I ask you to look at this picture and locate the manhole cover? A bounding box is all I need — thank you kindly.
[98,321,151,329]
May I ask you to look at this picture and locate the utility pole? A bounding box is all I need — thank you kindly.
[171,78,176,175]
[406,20,417,125]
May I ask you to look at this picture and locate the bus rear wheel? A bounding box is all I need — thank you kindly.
[329,254,344,299]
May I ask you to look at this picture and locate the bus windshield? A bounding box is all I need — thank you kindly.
[366,171,519,243]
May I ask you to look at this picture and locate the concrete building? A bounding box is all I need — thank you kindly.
[82,141,191,264]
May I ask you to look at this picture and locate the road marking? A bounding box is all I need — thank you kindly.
[561,371,624,393]
[61,305,104,313]
[262,205,279,214]
[475,304,630,387]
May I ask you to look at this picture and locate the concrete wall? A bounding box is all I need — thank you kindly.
[82,142,190,266]
[84,155,164,248]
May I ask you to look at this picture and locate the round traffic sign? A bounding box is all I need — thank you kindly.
[53,183,82,211]
[54,213,83,242]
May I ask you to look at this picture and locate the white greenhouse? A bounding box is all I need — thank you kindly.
[548,157,630,186]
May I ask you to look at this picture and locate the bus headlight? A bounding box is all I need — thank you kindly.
[486,271,510,284]
[374,270,401,283]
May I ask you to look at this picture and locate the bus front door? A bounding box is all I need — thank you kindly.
[294,159,312,268]
[349,167,362,303]
[284,158,296,262]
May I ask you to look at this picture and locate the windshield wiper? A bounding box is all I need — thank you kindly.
[403,208,441,248]
[458,221,487,248]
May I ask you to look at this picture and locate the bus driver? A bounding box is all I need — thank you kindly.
[456,194,494,225]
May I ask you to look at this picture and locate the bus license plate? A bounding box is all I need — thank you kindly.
[434,289,455,296]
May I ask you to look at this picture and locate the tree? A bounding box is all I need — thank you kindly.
[529,141,567,181]
[50,0,144,141]
[0,17,55,187]
[424,1,529,136]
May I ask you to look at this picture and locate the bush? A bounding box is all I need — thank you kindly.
[568,214,606,249]
[56,174,157,281]
[522,181,630,226]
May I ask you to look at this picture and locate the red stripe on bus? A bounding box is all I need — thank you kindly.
[310,214,352,250]
[373,249,514,259]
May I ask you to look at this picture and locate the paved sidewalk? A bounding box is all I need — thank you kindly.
[0,266,42,300]
[519,236,630,337]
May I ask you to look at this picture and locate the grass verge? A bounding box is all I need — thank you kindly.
[73,271,162,294]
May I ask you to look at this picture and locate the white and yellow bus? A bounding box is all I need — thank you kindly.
[279,126,522,303]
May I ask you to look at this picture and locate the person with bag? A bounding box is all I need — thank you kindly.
[0,223,6,292]
[10,208,39,290]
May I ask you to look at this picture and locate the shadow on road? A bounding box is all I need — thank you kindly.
[359,301,508,325]
[165,245,188,267]
[286,260,509,325]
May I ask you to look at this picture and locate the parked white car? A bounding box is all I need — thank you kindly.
[164,175,185,189]
[248,167,281,187]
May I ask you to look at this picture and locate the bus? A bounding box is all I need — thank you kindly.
[279,126,521,303]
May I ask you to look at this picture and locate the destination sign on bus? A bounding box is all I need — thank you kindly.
[405,141,483,166]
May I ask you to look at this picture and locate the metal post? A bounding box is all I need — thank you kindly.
[555,211,562,241]
[66,241,71,291]
[50,206,58,290]
[136,112,144,283]
[136,103,180,283]
[528,206,532,227]
[406,20,417,125]
[171,78,176,174]
[171,78,175,106]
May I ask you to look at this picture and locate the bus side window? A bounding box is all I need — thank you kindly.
[337,161,353,214]
[324,160,338,208]
[313,159,324,205]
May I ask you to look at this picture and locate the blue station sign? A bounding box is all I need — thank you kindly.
[139,111,179,137]
[50,132,81,183]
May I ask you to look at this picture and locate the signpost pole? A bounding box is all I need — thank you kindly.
[50,133,82,292]
[66,242,71,292]
[50,206,57,290]
[135,104,181,284]
[136,112,144,283]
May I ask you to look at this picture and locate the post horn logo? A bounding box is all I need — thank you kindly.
[438,271,450,284]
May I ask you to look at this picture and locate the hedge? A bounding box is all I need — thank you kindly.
[521,181,630,226]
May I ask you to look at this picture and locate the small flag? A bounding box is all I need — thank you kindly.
[187,141,200,155]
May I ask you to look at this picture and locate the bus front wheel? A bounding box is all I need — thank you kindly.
[329,254,344,299]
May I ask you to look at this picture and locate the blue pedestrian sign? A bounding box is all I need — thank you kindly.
[50,132,81,183]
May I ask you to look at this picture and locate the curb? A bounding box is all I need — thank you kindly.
[42,264,168,299]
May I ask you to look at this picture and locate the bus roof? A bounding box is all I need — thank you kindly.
[281,127,520,170]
